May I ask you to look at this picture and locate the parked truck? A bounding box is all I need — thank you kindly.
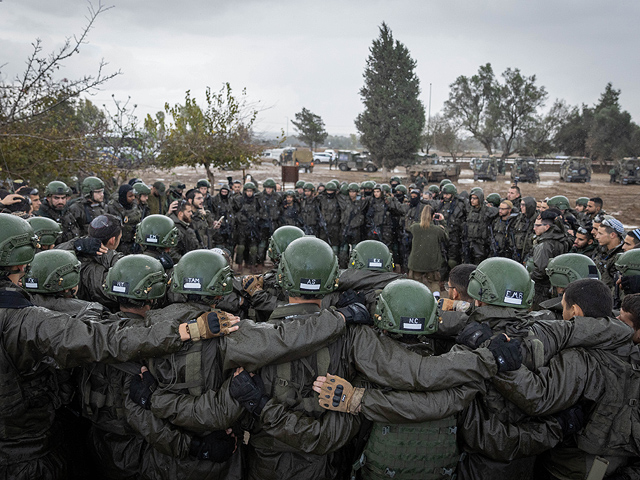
[337,150,378,172]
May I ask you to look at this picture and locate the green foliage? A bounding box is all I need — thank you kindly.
[291,107,328,151]
[355,22,425,170]
[154,83,260,185]
[426,114,465,161]
[518,100,570,157]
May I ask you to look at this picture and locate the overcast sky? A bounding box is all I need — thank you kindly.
[1,0,639,137]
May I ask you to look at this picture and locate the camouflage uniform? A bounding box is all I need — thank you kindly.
[68,197,106,235]
[106,200,143,255]
[37,199,81,244]
[232,194,261,266]
[168,213,201,263]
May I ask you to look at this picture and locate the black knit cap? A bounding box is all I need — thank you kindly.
[88,214,122,242]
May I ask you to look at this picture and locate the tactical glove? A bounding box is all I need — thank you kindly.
[487,335,522,372]
[438,298,471,313]
[229,370,269,416]
[158,251,174,270]
[318,374,364,414]
[189,430,236,462]
[241,275,263,296]
[456,321,492,349]
[187,309,236,341]
[337,303,373,326]
[620,275,640,295]
[129,370,157,409]
[74,237,102,256]
[336,289,367,308]
[553,404,585,437]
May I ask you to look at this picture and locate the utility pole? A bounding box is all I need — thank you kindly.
[285,116,289,137]
[427,83,432,154]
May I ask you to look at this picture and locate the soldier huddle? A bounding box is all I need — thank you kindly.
[1,173,640,480]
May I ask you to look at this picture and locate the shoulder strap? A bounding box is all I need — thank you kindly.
[0,289,34,309]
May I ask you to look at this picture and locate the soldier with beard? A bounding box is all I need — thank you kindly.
[256,178,282,265]
[37,180,81,243]
[317,181,342,256]
[210,184,235,253]
[464,188,498,264]
[299,182,322,236]
[132,182,151,220]
[68,176,106,235]
[492,200,519,258]
[232,182,261,273]
[281,190,302,228]
[435,183,465,270]
[338,183,367,268]
[510,196,538,264]
[187,188,213,249]
[168,200,200,263]
[365,184,402,247]
[106,184,142,255]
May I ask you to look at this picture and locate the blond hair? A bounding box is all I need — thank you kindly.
[420,205,433,229]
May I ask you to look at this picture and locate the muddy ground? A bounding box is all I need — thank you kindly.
[136,163,640,228]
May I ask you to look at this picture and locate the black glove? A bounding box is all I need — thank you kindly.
[158,251,175,270]
[456,322,492,349]
[337,303,373,326]
[229,371,269,415]
[620,275,640,295]
[553,404,585,437]
[487,335,522,372]
[129,370,157,409]
[336,289,366,308]
[74,237,102,255]
[189,430,236,462]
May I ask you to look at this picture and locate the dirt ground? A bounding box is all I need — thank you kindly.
[135,163,640,228]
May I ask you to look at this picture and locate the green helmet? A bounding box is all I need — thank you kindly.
[374,279,437,335]
[23,250,80,293]
[486,193,501,208]
[325,181,338,191]
[295,180,306,189]
[132,182,151,195]
[304,182,315,191]
[390,176,401,184]
[27,217,62,247]
[81,176,105,196]
[340,183,349,195]
[441,183,457,195]
[363,181,375,190]
[197,178,211,188]
[263,178,277,189]
[395,185,408,195]
[615,250,640,277]
[170,180,186,190]
[135,214,179,248]
[104,255,167,301]
[545,253,601,288]
[348,182,360,192]
[44,180,71,197]
[547,195,571,211]
[330,179,341,186]
[278,237,339,296]
[349,240,394,272]
[0,213,38,266]
[468,257,534,309]
[576,197,589,207]
[427,185,440,195]
[440,179,452,188]
[243,182,256,191]
[268,226,305,263]
[285,190,295,197]
[171,250,233,296]
[381,184,392,194]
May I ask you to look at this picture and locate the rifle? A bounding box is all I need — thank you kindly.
[316,204,332,246]
[488,224,499,258]
[461,223,471,264]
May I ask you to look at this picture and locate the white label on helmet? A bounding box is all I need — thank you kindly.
[300,278,321,291]
[183,277,203,290]
[400,316,425,331]
[368,258,383,268]
[504,289,524,305]
[24,277,38,289]
[112,281,129,294]
[146,234,159,243]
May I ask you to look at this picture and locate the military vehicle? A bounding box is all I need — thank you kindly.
[471,157,498,181]
[616,157,640,185]
[511,158,540,183]
[277,147,314,173]
[559,157,592,183]
[336,150,378,172]
[405,154,460,183]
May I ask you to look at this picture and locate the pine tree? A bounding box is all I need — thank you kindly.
[291,107,328,151]
[355,23,425,170]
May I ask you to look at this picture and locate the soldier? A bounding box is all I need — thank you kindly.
[0,213,194,479]
[231,180,243,197]
[168,200,200,263]
[317,181,342,255]
[465,188,498,264]
[27,216,62,252]
[615,250,640,298]
[530,210,570,307]
[186,188,213,249]
[166,180,186,210]
[571,225,599,259]
[36,180,81,243]
[389,175,402,192]
[299,182,321,235]
[485,192,501,208]
[132,182,151,219]
[256,178,282,264]
[210,184,235,252]
[574,196,589,222]
[365,184,402,247]
[538,253,601,317]
[232,182,261,273]
[134,214,179,272]
[338,182,367,268]
[280,190,302,228]
[196,178,213,212]
[148,181,167,216]
[547,195,580,238]
[505,184,522,211]
[68,176,106,234]
[593,215,625,291]
[106,184,142,255]
[622,228,640,252]
[435,183,465,269]
[294,180,305,200]
[585,196,605,221]
[491,200,518,258]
